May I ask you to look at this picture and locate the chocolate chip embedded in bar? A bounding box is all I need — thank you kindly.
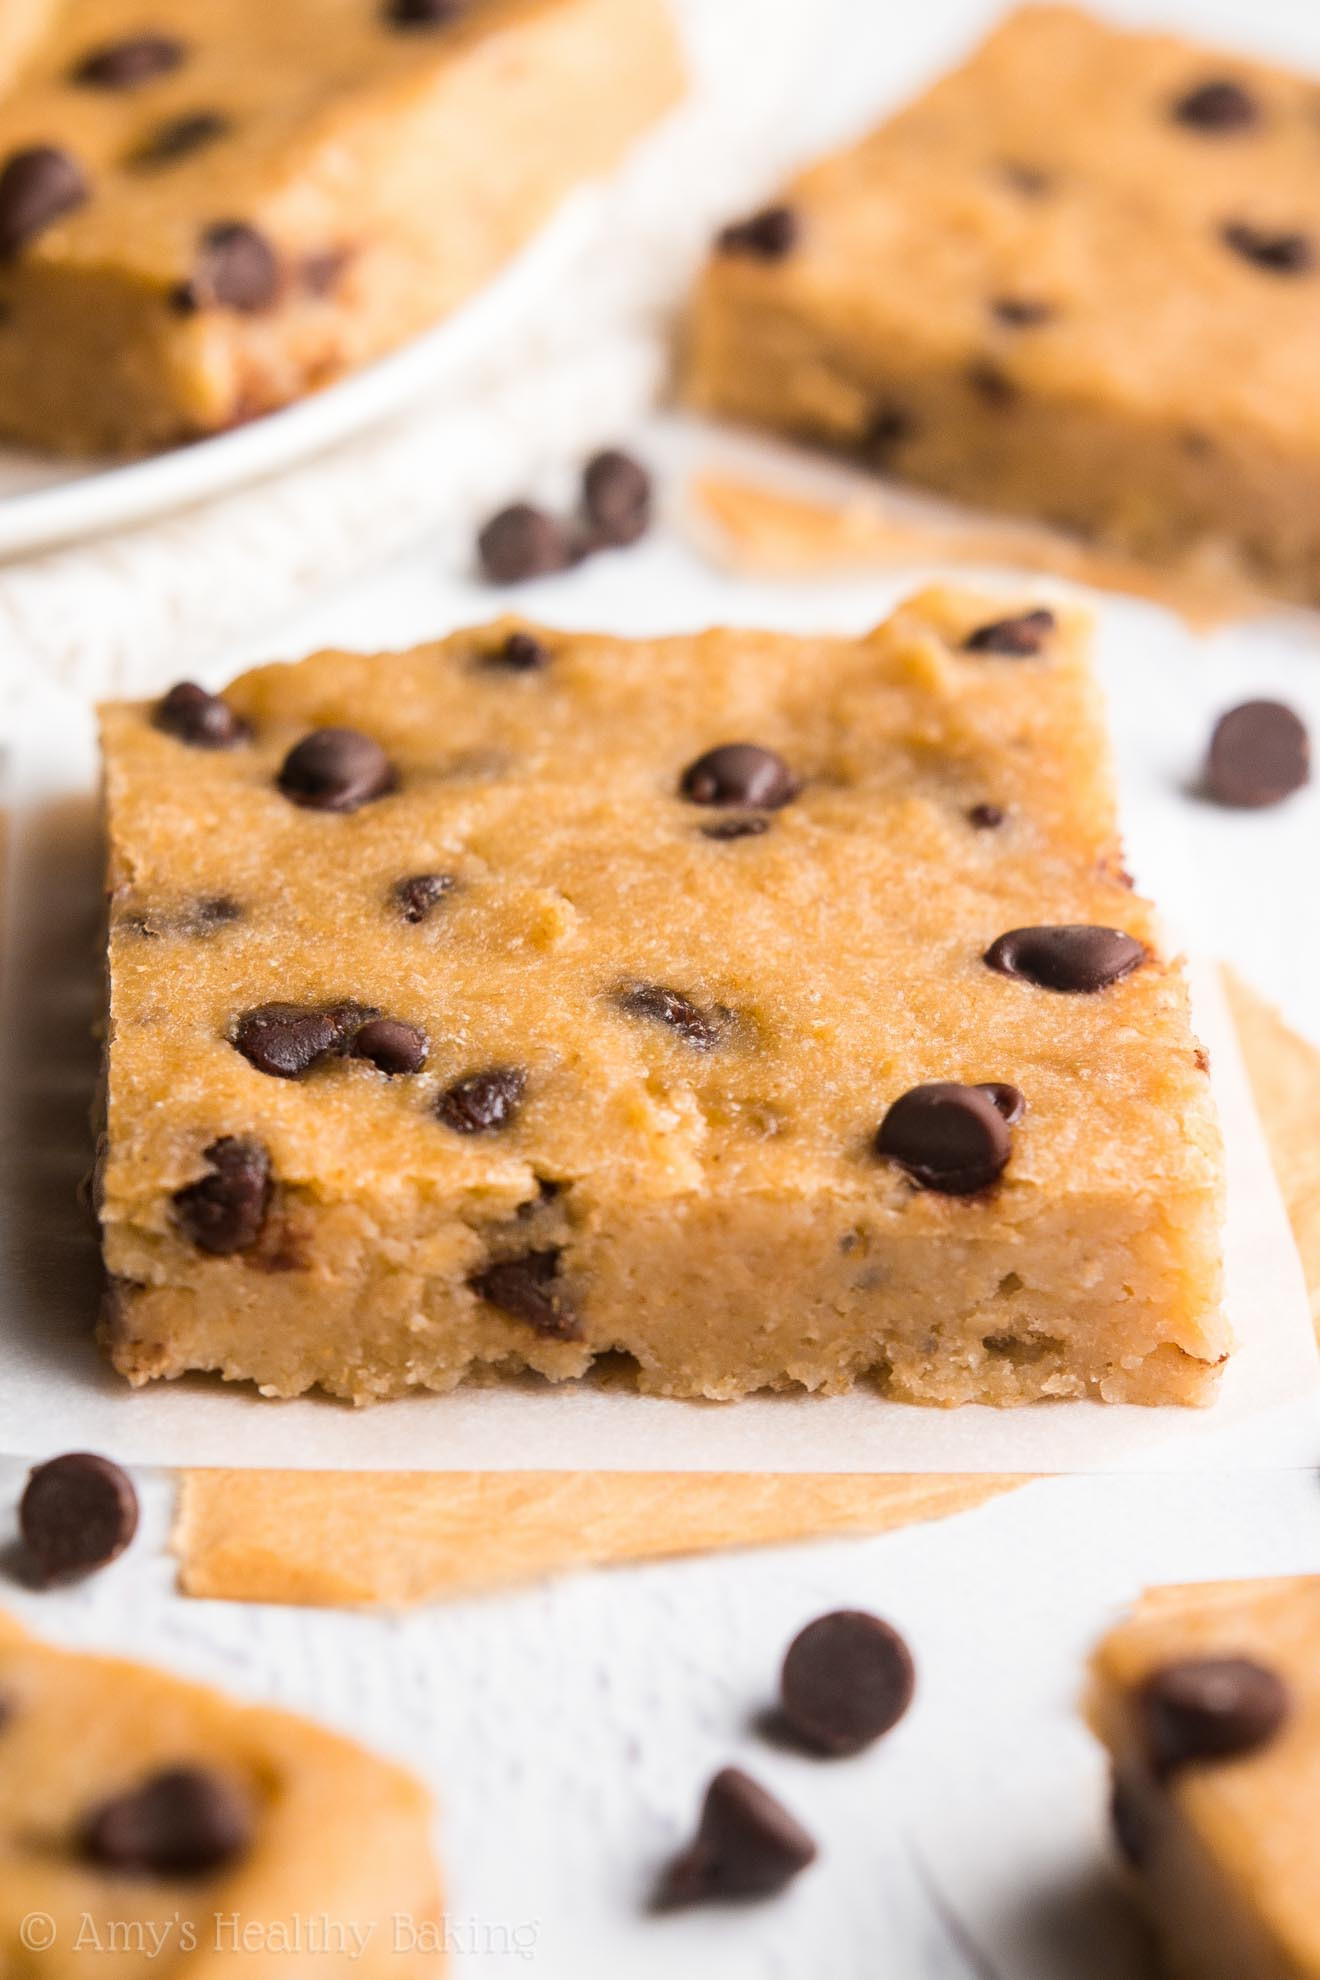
[687,7,1320,604]
[95,593,1225,1407]
[0,0,684,454]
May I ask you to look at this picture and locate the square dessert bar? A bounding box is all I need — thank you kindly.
[1089,1578,1320,1980]
[97,591,1225,1408]
[0,0,682,454]
[688,4,1320,603]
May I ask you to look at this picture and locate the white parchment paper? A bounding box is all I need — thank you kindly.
[1,685,1315,1473]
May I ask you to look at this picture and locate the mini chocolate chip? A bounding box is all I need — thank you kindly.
[354,1017,427,1075]
[701,815,770,841]
[999,159,1053,197]
[967,802,1005,829]
[863,403,917,459]
[0,147,89,259]
[1221,221,1313,275]
[1109,1774,1153,1868]
[991,296,1054,327]
[177,221,281,313]
[232,1001,373,1079]
[716,204,798,260]
[680,743,798,809]
[582,448,651,547]
[978,1081,1026,1125]
[469,1249,579,1339]
[1204,700,1310,808]
[780,1610,916,1756]
[1174,79,1259,131]
[301,245,352,296]
[277,727,396,811]
[172,1136,272,1254]
[82,1767,252,1877]
[153,680,249,749]
[477,503,575,584]
[73,33,186,87]
[660,1768,817,1906]
[383,0,463,24]
[187,895,243,933]
[616,983,728,1050]
[1138,1659,1290,1778]
[963,608,1056,656]
[984,925,1146,993]
[486,629,550,671]
[968,359,1017,406]
[128,110,231,170]
[395,872,456,921]
[19,1454,139,1584]
[437,1066,526,1133]
[876,1083,1012,1195]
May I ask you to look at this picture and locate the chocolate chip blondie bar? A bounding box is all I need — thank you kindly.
[688,5,1320,603]
[0,1609,441,1971]
[0,0,682,455]
[97,592,1225,1408]
[1089,1578,1320,1979]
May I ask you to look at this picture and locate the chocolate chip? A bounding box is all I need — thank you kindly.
[172,1137,271,1254]
[978,1081,1026,1125]
[991,296,1054,327]
[301,245,351,296]
[73,33,185,87]
[1137,1659,1290,1778]
[1174,79,1259,131]
[469,1249,579,1339]
[177,221,281,313]
[875,1083,1013,1195]
[680,743,798,809]
[354,1017,427,1075]
[963,608,1056,655]
[477,503,575,584]
[437,1066,526,1133]
[616,983,729,1050]
[968,359,1017,406]
[0,147,89,259]
[582,449,651,547]
[383,0,463,24]
[1204,700,1310,808]
[395,872,455,921]
[187,895,243,933]
[716,204,798,260]
[277,727,396,811]
[232,1002,373,1079]
[779,1610,915,1756]
[863,403,917,459]
[998,159,1053,198]
[660,1768,817,1906]
[701,815,770,841]
[153,681,249,749]
[127,110,230,170]
[1109,1774,1153,1868]
[983,925,1146,993]
[82,1767,252,1877]
[1221,221,1313,275]
[19,1453,139,1584]
[967,802,1005,829]
[486,629,550,671]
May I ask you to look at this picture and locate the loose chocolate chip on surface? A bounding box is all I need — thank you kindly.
[0,147,89,259]
[1221,220,1313,274]
[19,1453,139,1584]
[984,924,1146,993]
[278,727,395,811]
[876,1083,1013,1195]
[73,32,185,87]
[172,1137,271,1254]
[487,629,550,671]
[1204,699,1310,808]
[582,449,651,547]
[354,1017,427,1075]
[394,872,455,921]
[991,295,1054,327]
[383,0,463,24]
[437,1066,527,1133]
[963,608,1056,656]
[660,1768,817,1906]
[701,815,770,841]
[716,204,798,260]
[967,802,1006,829]
[616,983,729,1050]
[681,743,798,809]
[232,1002,373,1079]
[780,1610,916,1756]
[177,220,280,312]
[477,503,575,584]
[1138,1658,1290,1777]
[82,1767,252,1877]
[978,1081,1026,1125]
[153,680,249,748]
[128,109,230,169]
[469,1249,579,1339]
[1173,78,1259,131]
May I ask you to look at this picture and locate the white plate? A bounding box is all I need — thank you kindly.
[0,187,600,563]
